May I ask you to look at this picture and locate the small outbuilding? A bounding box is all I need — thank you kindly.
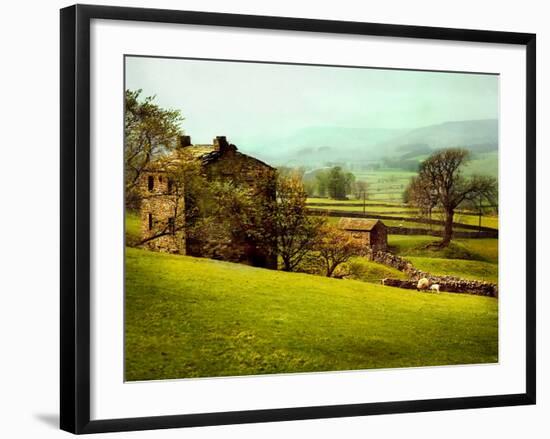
[337,218,388,252]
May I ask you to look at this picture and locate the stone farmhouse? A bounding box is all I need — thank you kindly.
[139,135,277,268]
[337,217,388,252]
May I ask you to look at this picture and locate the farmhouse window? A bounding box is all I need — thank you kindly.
[168,217,175,234]
[148,213,153,230]
[167,179,173,193]
[148,175,154,191]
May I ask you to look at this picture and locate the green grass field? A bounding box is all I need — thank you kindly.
[306,197,401,206]
[407,256,498,283]
[126,210,141,246]
[453,214,499,229]
[307,200,498,230]
[389,235,498,263]
[307,204,419,214]
[347,257,408,283]
[125,247,498,381]
[324,216,479,233]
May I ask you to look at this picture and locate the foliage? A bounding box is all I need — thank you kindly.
[327,166,355,199]
[316,224,364,277]
[124,89,184,207]
[186,181,256,260]
[273,175,326,271]
[125,247,498,381]
[315,170,329,197]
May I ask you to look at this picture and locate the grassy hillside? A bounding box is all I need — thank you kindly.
[389,235,498,263]
[125,248,498,381]
[407,256,498,283]
[125,210,140,246]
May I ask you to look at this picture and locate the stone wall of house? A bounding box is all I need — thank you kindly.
[343,226,388,253]
[139,171,185,254]
[346,230,371,248]
[205,148,276,193]
[372,225,388,252]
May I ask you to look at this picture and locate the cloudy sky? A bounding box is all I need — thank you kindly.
[125,56,499,150]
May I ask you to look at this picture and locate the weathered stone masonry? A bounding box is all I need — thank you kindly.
[140,135,277,268]
[367,250,498,297]
[140,168,185,254]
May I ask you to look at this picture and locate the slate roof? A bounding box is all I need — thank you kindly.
[337,217,384,232]
[171,144,274,169]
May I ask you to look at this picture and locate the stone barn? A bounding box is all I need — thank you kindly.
[337,218,388,252]
[139,135,277,269]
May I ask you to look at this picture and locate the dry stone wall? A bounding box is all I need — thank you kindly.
[366,249,498,298]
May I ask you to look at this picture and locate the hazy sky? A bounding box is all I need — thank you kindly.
[125,56,499,147]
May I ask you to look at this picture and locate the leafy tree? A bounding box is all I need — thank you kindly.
[125,89,184,207]
[187,181,257,261]
[406,148,497,247]
[344,172,356,196]
[303,180,316,197]
[273,175,326,271]
[327,166,348,199]
[315,170,329,197]
[317,225,363,277]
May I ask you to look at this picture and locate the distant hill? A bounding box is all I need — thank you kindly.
[242,126,403,166]
[383,119,498,159]
[239,119,498,171]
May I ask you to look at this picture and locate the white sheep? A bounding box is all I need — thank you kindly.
[416,277,430,291]
[430,284,441,293]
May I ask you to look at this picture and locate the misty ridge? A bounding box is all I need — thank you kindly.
[241,119,498,174]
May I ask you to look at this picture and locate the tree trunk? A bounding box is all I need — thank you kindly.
[326,261,339,277]
[441,208,454,247]
[282,256,291,271]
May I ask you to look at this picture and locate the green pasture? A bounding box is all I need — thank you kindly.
[126,210,141,246]
[306,197,402,206]
[388,235,498,263]
[407,256,498,283]
[125,248,498,381]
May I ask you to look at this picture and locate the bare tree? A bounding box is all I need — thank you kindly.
[406,148,497,247]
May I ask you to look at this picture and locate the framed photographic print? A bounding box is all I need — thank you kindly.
[60,4,536,434]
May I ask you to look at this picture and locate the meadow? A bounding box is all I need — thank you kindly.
[127,211,498,284]
[125,247,498,381]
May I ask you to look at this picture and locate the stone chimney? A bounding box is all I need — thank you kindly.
[213,136,236,153]
[213,136,228,150]
[179,135,192,148]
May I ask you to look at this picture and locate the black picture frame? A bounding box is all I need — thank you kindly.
[60,4,536,434]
